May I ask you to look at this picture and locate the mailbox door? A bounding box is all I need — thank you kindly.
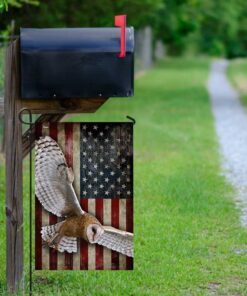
[20,28,134,99]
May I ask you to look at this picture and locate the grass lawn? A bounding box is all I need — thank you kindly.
[228,58,247,105]
[0,58,247,295]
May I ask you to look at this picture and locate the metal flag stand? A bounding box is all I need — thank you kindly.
[18,108,34,296]
[17,109,135,295]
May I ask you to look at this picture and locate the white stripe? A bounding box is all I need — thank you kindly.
[103,199,112,270]
[87,199,96,270]
[73,124,81,270]
[119,199,127,270]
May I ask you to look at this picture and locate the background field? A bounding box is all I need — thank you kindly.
[0,58,246,295]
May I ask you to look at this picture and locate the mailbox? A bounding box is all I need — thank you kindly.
[20,21,134,99]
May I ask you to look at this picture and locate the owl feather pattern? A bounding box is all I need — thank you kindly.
[35,136,134,258]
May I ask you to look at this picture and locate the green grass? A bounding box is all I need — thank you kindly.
[228,58,247,105]
[0,58,247,295]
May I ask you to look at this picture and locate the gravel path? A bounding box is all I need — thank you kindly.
[208,60,247,227]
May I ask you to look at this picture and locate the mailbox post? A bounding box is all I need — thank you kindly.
[5,15,134,293]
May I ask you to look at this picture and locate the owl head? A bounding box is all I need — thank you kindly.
[86,224,104,243]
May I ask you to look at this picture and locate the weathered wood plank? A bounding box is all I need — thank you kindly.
[20,97,108,114]
[5,40,23,293]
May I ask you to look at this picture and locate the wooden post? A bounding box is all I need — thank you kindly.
[5,41,23,292]
[4,38,109,293]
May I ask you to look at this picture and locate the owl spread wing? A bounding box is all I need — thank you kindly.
[96,226,133,258]
[35,136,84,217]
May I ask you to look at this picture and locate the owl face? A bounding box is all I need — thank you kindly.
[86,224,104,243]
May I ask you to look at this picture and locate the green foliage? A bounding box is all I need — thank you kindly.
[0,0,38,12]
[152,0,247,57]
[0,0,162,28]
[1,0,247,57]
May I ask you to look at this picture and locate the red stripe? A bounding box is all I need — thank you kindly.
[35,123,43,270]
[111,199,119,270]
[64,123,74,270]
[126,199,133,270]
[80,199,88,269]
[95,199,104,269]
[49,123,58,270]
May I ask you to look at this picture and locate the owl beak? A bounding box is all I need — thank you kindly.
[86,224,104,243]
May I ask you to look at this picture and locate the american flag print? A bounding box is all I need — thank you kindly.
[35,122,133,270]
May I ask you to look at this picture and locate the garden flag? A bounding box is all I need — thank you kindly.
[35,122,133,270]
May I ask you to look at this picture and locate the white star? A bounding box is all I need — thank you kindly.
[82,177,87,182]
[127,177,130,182]
[93,164,98,169]
[99,132,104,137]
[127,190,131,195]
[83,190,87,195]
[99,171,104,176]
[117,177,121,183]
[110,171,115,176]
[105,177,109,183]
[88,131,92,136]
[93,125,98,130]
[83,151,87,156]
[110,158,115,162]
[83,138,87,143]
[105,190,109,195]
[117,191,121,195]
[117,151,121,156]
[111,184,115,188]
[82,164,87,169]
[105,164,109,169]
[94,151,98,156]
[105,125,110,130]
[122,184,126,189]
[94,190,98,195]
[100,145,104,149]
[105,138,109,143]
[116,138,121,142]
[110,145,115,149]
[88,145,92,149]
[100,184,104,188]
[121,171,126,176]
[82,125,87,130]
[121,158,126,163]
[94,138,98,142]
[100,158,104,163]
[88,158,92,162]
[88,184,92,189]
[88,171,93,176]
[94,177,98,182]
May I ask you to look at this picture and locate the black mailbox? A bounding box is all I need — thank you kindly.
[20,26,134,99]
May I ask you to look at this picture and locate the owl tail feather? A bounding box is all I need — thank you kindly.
[41,222,77,253]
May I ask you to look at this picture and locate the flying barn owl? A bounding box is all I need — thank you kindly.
[35,136,133,257]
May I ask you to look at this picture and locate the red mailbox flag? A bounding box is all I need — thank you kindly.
[115,15,126,58]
